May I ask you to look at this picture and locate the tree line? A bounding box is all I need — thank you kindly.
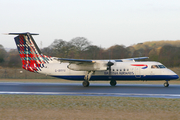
[0,37,180,68]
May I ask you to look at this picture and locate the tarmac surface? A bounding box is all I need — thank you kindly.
[0,82,180,98]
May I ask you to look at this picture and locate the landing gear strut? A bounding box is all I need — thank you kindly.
[164,81,169,87]
[82,71,93,87]
[110,80,117,86]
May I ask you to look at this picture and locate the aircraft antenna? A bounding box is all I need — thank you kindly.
[40,41,42,50]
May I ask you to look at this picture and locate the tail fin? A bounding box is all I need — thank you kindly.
[9,32,51,72]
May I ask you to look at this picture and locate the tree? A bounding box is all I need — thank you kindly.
[0,44,6,64]
[82,45,103,59]
[41,47,54,56]
[148,48,160,61]
[103,45,130,59]
[69,37,91,51]
[6,49,21,67]
[158,45,180,67]
[48,39,69,57]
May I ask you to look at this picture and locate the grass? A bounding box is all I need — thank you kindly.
[0,95,180,120]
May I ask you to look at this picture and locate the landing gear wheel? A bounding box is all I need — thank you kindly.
[110,80,117,86]
[164,82,169,87]
[83,81,89,87]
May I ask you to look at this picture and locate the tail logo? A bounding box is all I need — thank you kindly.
[14,33,51,72]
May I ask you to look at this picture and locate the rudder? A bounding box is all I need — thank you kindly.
[11,32,51,72]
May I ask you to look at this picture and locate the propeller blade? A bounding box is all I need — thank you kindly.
[107,61,114,76]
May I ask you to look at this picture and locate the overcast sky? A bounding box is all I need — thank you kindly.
[1,0,180,49]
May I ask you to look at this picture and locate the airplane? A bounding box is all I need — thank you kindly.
[7,32,179,87]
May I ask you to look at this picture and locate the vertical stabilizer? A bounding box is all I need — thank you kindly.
[9,32,51,72]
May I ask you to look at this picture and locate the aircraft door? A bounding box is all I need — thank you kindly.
[135,67,141,78]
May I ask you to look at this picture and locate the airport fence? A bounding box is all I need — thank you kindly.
[0,68,56,79]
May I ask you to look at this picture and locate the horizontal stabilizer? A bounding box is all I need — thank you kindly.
[7,32,39,35]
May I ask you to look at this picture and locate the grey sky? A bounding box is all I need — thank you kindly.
[1,0,180,49]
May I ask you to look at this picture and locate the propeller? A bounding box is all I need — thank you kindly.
[107,61,114,77]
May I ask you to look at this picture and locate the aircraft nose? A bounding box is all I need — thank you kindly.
[169,71,179,79]
[172,75,179,79]
[162,69,179,80]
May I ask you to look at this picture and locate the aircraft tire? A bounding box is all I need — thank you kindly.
[110,80,117,86]
[164,82,169,87]
[83,81,89,87]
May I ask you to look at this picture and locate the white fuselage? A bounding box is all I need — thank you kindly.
[38,59,178,81]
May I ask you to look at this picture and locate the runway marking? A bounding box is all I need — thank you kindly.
[0,91,180,98]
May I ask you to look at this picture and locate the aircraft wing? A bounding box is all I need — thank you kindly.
[120,57,149,62]
[57,57,148,63]
[57,58,96,64]
[56,57,148,71]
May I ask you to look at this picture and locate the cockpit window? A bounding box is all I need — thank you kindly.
[151,65,166,69]
[158,65,166,68]
[151,65,159,68]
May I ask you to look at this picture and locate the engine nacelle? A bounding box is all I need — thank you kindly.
[67,62,107,71]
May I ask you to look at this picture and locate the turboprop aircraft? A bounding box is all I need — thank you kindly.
[8,32,179,87]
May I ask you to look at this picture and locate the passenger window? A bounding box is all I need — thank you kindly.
[124,69,125,71]
[120,69,122,71]
[116,69,118,71]
[127,69,129,71]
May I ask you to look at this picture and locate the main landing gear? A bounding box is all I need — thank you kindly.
[82,71,117,87]
[82,81,89,87]
[82,71,93,87]
[164,80,169,87]
[110,80,117,86]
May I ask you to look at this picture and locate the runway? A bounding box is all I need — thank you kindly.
[0,82,180,98]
